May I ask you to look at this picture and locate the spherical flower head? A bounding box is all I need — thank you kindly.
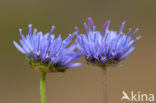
[13,24,83,72]
[76,17,141,67]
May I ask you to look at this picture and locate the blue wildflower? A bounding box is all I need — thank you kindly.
[76,18,141,66]
[13,24,83,72]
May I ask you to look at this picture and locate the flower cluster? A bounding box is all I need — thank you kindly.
[76,18,141,67]
[13,24,83,72]
[13,18,141,70]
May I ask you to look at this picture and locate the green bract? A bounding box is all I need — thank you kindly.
[25,56,67,72]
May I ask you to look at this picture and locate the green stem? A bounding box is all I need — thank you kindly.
[102,67,107,103]
[40,71,46,103]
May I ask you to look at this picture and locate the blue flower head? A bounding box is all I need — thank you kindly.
[76,18,141,67]
[13,24,83,72]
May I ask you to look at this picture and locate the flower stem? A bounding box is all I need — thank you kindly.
[102,67,107,103]
[40,71,46,103]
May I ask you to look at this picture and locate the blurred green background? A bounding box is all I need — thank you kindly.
[0,0,156,103]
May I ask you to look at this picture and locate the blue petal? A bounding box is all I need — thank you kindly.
[119,47,135,61]
[66,63,83,68]
[19,40,30,53]
[61,52,81,65]
[13,41,25,54]
[118,21,126,34]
